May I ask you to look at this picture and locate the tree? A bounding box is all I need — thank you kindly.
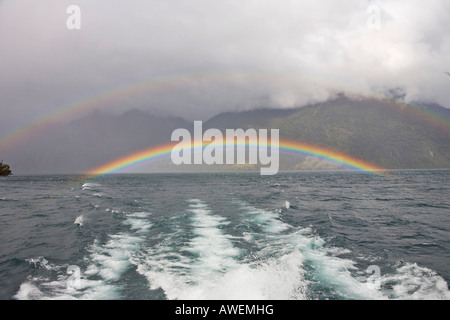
[0,160,12,176]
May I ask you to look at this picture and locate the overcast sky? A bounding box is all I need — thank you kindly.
[1,0,450,132]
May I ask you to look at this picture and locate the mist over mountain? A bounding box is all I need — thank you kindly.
[5,95,450,174]
[209,96,450,168]
[6,110,189,174]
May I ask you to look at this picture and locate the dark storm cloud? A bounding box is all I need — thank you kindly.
[1,0,449,127]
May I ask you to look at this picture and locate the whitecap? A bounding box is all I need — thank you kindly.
[16,208,154,300]
[81,182,101,191]
[381,262,450,300]
[74,215,84,226]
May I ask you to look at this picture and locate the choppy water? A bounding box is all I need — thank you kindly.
[1,170,449,300]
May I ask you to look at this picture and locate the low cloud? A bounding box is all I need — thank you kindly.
[0,0,449,127]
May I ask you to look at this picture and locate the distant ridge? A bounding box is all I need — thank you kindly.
[203,95,450,169]
[4,95,450,173]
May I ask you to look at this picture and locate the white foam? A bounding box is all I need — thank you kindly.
[135,240,308,300]
[132,200,309,300]
[87,234,144,282]
[235,201,386,300]
[26,257,65,271]
[187,201,240,276]
[136,200,449,300]
[81,182,101,191]
[16,210,153,300]
[242,204,290,234]
[221,251,307,300]
[75,211,152,291]
[187,251,306,300]
[74,215,84,226]
[14,269,120,300]
[0,197,16,201]
[132,197,450,300]
[124,212,152,234]
[381,262,450,300]
[17,196,450,300]
[14,282,45,300]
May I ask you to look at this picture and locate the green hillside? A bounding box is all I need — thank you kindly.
[205,95,450,170]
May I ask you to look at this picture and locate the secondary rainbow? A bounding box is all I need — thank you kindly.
[2,71,450,154]
[85,139,385,178]
[0,71,277,153]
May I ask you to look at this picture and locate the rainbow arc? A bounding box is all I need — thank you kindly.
[84,139,385,178]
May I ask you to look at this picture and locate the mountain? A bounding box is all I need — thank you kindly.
[205,95,450,170]
[6,110,189,174]
[4,95,450,174]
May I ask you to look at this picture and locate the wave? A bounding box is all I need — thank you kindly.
[74,215,84,226]
[81,182,101,191]
[235,201,386,300]
[129,199,450,300]
[382,262,450,300]
[132,199,308,300]
[15,212,153,300]
[0,197,18,202]
[186,199,240,274]
[14,198,450,300]
[25,257,66,271]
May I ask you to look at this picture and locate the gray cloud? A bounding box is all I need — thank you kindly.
[1,0,449,128]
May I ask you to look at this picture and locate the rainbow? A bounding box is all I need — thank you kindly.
[84,139,385,178]
[372,97,450,136]
[1,71,450,155]
[0,71,277,153]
